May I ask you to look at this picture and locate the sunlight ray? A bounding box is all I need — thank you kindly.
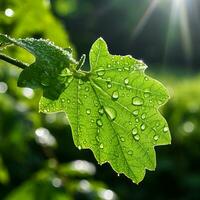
[131,0,159,39]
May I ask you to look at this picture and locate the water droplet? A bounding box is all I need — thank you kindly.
[67,99,70,103]
[94,100,99,107]
[156,122,160,127]
[96,119,103,127]
[78,98,83,105]
[144,89,150,98]
[112,91,119,100]
[163,126,169,133]
[86,109,91,115]
[108,64,111,68]
[132,96,144,106]
[97,70,105,76]
[78,145,82,150]
[117,68,122,72]
[120,137,125,142]
[153,135,159,141]
[135,118,139,123]
[100,144,104,149]
[107,82,112,89]
[132,128,138,135]
[79,79,84,85]
[85,86,89,92]
[61,98,65,103]
[117,173,120,177]
[124,66,130,71]
[141,113,146,119]
[67,76,73,83]
[104,106,117,121]
[98,108,104,115]
[132,110,139,116]
[141,124,146,131]
[96,136,100,142]
[124,78,129,85]
[134,134,140,141]
[128,150,133,155]
[144,76,149,81]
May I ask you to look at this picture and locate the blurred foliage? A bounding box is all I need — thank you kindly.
[0,0,75,63]
[1,0,200,199]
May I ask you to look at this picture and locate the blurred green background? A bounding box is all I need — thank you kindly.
[0,0,200,199]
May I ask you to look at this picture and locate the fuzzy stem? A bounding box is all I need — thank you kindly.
[0,53,28,69]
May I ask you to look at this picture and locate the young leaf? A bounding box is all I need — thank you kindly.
[0,34,77,99]
[0,34,171,183]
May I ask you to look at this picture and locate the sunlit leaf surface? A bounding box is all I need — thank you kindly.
[0,34,171,183]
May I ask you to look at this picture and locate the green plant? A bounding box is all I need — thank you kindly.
[0,34,171,184]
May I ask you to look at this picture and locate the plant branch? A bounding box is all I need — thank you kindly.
[0,53,29,69]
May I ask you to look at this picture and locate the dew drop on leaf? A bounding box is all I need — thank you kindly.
[120,137,125,142]
[67,76,73,83]
[97,70,105,77]
[104,106,117,121]
[117,68,122,72]
[112,91,119,100]
[86,109,91,115]
[96,119,103,127]
[128,150,133,155]
[100,144,104,149]
[79,79,84,85]
[163,126,169,133]
[107,82,112,89]
[144,89,150,98]
[134,135,140,141]
[85,86,89,92]
[135,118,139,123]
[98,108,104,115]
[132,96,144,106]
[96,136,100,142]
[61,98,65,103]
[132,110,139,116]
[132,128,138,135]
[153,135,159,141]
[141,113,146,119]
[141,124,146,131]
[124,78,129,85]
[144,76,149,81]
[78,145,82,150]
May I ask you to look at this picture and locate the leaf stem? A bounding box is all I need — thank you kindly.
[0,53,28,69]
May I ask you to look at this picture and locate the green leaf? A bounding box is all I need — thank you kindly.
[0,34,77,99]
[0,34,171,183]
